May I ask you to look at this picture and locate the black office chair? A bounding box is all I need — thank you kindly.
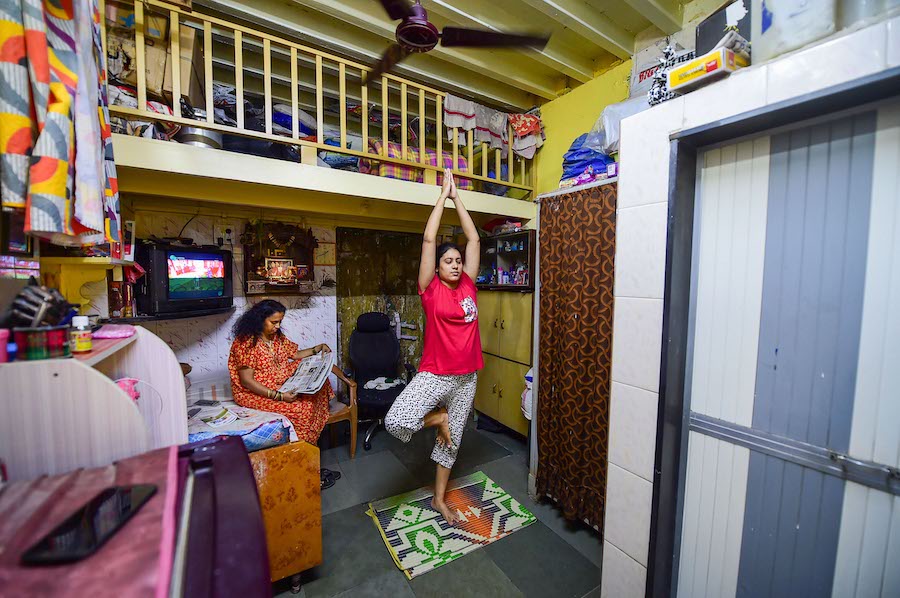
[348,312,415,450]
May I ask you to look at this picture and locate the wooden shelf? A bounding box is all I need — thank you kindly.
[72,335,137,367]
[40,257,134,267]
[103,306,236,324]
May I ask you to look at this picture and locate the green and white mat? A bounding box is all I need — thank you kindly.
[366,471,536,579]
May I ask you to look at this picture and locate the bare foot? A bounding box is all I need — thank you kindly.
[435,410,452,449]
[431,497,460,526]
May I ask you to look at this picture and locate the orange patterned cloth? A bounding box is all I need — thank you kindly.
[228,335,333,444]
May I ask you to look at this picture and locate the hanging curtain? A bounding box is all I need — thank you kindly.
[0,0,120,244]
[536,182,616,529]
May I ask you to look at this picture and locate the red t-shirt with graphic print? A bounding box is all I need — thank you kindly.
[418,272,484,375]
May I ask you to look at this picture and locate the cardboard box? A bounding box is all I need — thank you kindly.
[695,1,752,56]
[106,27,167,98]
[105,0,169,41]
[163,26,205,109]
[667,47,748,93]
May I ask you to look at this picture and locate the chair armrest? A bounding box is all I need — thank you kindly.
[403,363,416,383]
[331,365,358,408]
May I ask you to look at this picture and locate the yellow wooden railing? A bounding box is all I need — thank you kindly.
[101,0,534,196]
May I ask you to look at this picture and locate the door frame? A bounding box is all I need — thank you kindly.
[647,66,900,598]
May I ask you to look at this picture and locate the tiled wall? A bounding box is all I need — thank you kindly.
[86,209,338,384]
[600,17,900,598]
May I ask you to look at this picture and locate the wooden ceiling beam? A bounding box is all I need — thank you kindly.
[621,0,683,34]
[424,0,595,83]
[518,0,634,59]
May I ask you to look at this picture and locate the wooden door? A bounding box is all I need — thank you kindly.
[477,291,501,356]
[498,292,533,365]
[497,358,530,436]
[474,354,500,420]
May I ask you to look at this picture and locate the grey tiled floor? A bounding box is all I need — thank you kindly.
[277,417,603,598]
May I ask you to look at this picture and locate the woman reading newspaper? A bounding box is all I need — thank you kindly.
[228,299,350,488]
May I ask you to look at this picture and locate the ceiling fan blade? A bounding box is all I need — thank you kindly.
[378,0,416,20]
[364,44,411,85]
[440,27,550,49]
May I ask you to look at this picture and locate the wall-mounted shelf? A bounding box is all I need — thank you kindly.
[40,257,134,267]
[102,306,236,324]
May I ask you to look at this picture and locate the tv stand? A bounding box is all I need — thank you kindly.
[102,305,236,324]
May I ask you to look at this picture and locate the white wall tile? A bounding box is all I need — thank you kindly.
[682,66,768,131]
[766,22,888,105]
[611,297,664,393]
[608,382,659,483]
[600,541,647,598]
[888,15,900,69]
[604,462,653,567]
[614,203,668,299]
[617,97,684,210]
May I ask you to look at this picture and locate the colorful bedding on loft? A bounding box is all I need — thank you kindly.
[359,140,474,189]
[0,0,121,244]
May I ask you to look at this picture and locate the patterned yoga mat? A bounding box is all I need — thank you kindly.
[366,471,536,579]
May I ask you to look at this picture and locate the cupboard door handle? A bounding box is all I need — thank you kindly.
[498,387,503,399]
[491,384,497,394]
[494,319,499,328]
[500,320,505,330]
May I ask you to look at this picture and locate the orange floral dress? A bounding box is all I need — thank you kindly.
[228,335,333,444]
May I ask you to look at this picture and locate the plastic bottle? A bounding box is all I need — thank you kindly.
[70,315,93,353]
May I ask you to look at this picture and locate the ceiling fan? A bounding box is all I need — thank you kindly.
[365,0,550,83]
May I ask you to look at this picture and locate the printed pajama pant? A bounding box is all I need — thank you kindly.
[384,371,477,468]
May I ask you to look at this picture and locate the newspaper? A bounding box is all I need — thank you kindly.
[200,407,238,428]
[279,350,334,395]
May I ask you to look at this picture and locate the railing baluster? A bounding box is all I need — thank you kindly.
[436,95,442,172]
[339,63,347,149]
[361,79,368,152]
[381,78,388,156]
[170,13,181,118]
[520,157,525,185]
[481,142,488,177]
[401,83,407,161]
[315,55,323,144]
[467,130,474,172]
[507,123,513,183]
[495,148,501,181]
[204,21,213,124]
[134,1,147,111]
[263,39,272,136]
[234,30,244,130]
[290,48,299,139]
[418,89,426,165]
[452,128,458,175]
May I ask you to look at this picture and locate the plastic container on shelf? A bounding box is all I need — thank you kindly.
[70,316,93,354]
[751,0,836,63]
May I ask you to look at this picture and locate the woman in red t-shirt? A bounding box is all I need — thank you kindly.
[385,169,483,525]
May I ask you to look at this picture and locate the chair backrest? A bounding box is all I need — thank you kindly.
[349,312,400,383]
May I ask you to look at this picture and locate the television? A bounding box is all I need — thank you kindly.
[135,242,233,317]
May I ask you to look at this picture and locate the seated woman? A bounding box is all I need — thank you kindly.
[228,299,345,488]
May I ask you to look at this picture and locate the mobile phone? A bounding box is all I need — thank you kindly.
[20,484,158,566]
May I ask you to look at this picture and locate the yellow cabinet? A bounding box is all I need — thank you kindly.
[474,363,499,421]
[477,291,533,365]
[498,292,533,365]
[476,354,530,437]
[477,291,501,356]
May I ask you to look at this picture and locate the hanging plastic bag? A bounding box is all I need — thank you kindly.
[592,96,650,155]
